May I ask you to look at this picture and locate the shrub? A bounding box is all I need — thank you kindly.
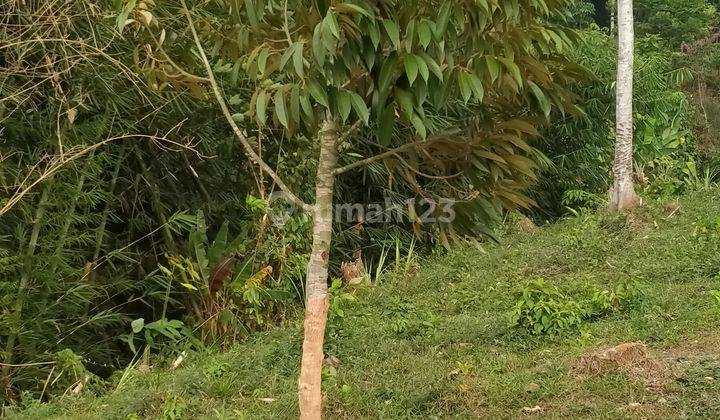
[512,278,645,336]
[511,279,586,336]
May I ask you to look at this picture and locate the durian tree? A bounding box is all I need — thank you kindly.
[120,0,580,416]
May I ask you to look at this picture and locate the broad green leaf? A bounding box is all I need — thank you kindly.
[404,54,419,85]
[418,52,443,80]
[458,72,472,103]
[485,56,500,83]
[337,90,352,122]
[300,94,313,117]
[418,20,432,49]
[256,90,267,125]
[377,106,396,145]
[308,80,329,108]
[435,2,452,37]
[274,90,288,128]
[293,42,304,77]
[117,0,137,32]
[405,19,416,53]
[257,48,269,76]
[378,55,398,93]
[131,318,144,333]
[244,0,259,27]
[348,91,369,124]
[416,57,429,81]
[469,73,484,102]
[324,11,340,38]
[312,25,326,66]
[528,80,550,118]
[382,19,400,50]
[498,57,523,87]
[290,85,301,123]
[411,114,427,139]
[395,89,414,119]
[335,2,372,18]
[280,44,295,70]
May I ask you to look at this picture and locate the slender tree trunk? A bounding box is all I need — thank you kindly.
[2,185,50,377]
[298,119,338,420]
[610,0,639,212]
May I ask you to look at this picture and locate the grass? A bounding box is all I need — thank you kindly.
[10,189,720,419]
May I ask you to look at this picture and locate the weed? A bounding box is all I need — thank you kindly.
[511,279,586,335]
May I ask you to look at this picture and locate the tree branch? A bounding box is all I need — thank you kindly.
[333,129,462,176]
[181,1,310,212]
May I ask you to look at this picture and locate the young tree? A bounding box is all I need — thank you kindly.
[610,0,640,211]
[130,0,579,417]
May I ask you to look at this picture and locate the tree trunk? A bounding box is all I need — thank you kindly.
[610,0,639,212]
[298,119,338,420]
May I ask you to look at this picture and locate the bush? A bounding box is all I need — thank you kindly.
[512,278,645,336]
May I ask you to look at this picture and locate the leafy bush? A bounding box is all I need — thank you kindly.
[511,279,586,335]
[512,278,645,335]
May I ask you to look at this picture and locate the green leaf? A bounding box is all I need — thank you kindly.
[378,55,398,93]
[300,94,313,117]
[411,114,427,139]
[324,11,340,39]
[528,80,550,118]
[308,80,329,108]
[435,2,452,37]
[336,2,372,18]
[377,106,396,145]
[312,25,326,66]
[117,0,137,33]
[244,0,259,27]
[257,48,269,76]
[382,19,400,50]
[395,89,414,119]
[418,20,432,49]
[293,42,304,77]
[469,73,484,102]
[485,56,500,83]
[337,90,352,122]
[275,90,288,128]
[458,72,472,103]
[280,44,295,70]
[404,54,419,85]
[348,91,369,124]
[290,85,301,123]
[498,57,523,88]
[131,318,144,333]
[256,90,267,125]
[416,57,429,81]
[418,52,443,81]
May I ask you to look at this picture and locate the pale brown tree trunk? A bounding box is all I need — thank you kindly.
[610,0,639,212]
[298,119,338,420]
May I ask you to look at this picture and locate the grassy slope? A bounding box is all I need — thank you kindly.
[14,190,720,419]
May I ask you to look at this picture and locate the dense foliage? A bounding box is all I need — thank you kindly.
[1,0,720,412]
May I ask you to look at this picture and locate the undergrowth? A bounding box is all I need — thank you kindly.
[8,189,720,419]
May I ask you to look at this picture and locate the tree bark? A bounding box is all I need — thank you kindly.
[610,0,639,212]
[298,119,338,420]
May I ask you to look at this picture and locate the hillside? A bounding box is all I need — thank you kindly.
[13,190,720,419]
